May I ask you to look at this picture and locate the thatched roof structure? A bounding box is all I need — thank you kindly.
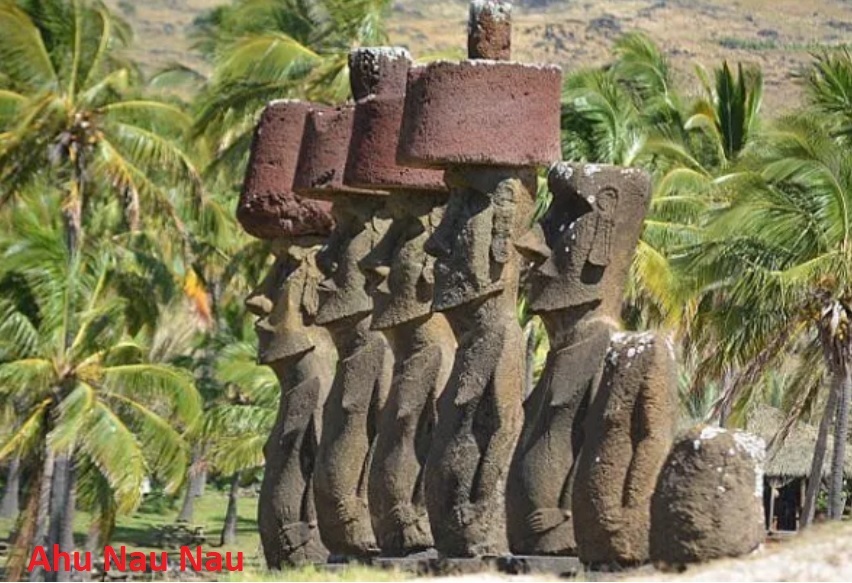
[745,405,852,480]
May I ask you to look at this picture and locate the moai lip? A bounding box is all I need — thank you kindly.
[345,48,447,192]
[468,0,512,60]
[397,61,562,168]
[293,105,389,199]
[238,100,334,239]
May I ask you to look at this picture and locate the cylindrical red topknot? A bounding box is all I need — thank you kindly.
[238,100,334,239]
[468,0,512,60]
[398,60,562,168]
[349,47,412,101]
[293,105,387,200]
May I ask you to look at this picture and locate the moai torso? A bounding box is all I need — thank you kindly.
[343,47,456,557]
[506,163,651,555]
[396,1,563,557]
[248,243,335,567]
[237,100,335,568]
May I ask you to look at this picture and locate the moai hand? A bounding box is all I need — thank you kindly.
[238,101,335,568]
[293,104,393,558]
[506,162,651,556]
[397,1,562,557]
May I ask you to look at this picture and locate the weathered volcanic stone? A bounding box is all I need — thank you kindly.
[345,49,446,192]
[238,100,333,239]
[468,1,512,60]
[293,105,387,199]
[507,163,652,556]
[572,332,678,566]
[651,426,766,568]
[397,60,562,168]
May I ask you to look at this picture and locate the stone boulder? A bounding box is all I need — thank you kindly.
[650,425,766,568]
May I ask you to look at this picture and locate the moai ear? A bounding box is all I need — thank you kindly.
[588,187,618,267]
[491,179,517,264]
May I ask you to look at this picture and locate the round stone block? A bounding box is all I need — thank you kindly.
[650,426,766,568]
[346,95,447,192]
[398,60,562,168]
[238,100,333,239]
[349,47,412,101]
[293,105,387,200]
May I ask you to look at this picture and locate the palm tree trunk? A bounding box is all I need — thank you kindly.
[802,375,840,528]
[177,480,196,524]
[829,367,851,519]
[1,456,21,519]
[28,449,55,582]
[6,457,43,583]
[46,453,75,582]
[220,473,241,546]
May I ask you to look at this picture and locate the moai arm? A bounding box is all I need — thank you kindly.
[624,344,675,510]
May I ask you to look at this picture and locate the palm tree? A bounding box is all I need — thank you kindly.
[0,201,201,580]
[681,112,852,525]
[0,0,202,254]
[191,0,392,181]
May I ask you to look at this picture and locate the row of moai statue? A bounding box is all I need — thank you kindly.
[238,0,767,572]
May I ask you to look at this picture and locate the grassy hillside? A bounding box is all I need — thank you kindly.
[106,0,852,113]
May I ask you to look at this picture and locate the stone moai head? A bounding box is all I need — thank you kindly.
[520,163,652,316]
[292,104,391,328]
[238,100,334,365]
[341,47,449,330]
[396,2,563,313]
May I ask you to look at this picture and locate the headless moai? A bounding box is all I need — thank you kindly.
[506,163,651,555]
[397,1,563,557]
[651,426,766,568]
[238,100,335,567]
[344,47,456,556]
[293,104,393,558]
[572,330,678,566]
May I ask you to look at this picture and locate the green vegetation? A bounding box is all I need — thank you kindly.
[1,0,852,580]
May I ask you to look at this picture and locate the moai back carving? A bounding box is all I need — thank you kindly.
[343,47,456,557]
[238,100,335,567]
[294,105,393,558]
[397,1,562,557]
[506,163,651,555]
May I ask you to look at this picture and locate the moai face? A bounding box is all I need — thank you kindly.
[246,240,324,365]
[425,170,535,312]
[361,194,445,330]
[522,163,650,315]
[315,198,391,327]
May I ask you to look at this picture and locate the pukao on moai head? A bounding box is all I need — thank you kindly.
[238,100,335,568]
[397,0,562,557]
[343,47,455,557]
[293,102,393,558]
[506,163,651,555]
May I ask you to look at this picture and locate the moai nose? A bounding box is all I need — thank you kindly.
[245,291,273,316]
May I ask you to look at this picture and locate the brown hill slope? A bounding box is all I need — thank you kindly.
[106,0,852,114]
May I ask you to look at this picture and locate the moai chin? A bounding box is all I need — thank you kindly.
[238,100,335,568]
[397,1,563,557]
[344,47,455,557]
[506,162,652,555]
[293,103,393,558]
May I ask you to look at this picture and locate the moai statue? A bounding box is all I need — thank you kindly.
[397,1,563,557]
[572,329,678,566]
[238,100,336,567]
[505,163,652,555]
[343,47,455,556]
[293,104,393,558]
